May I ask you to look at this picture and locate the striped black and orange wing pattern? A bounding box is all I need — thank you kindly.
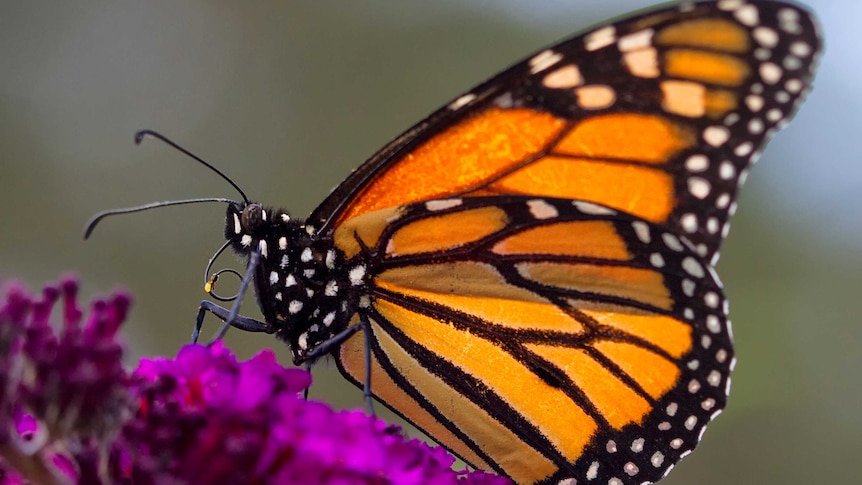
[334,196,732,484]
[310,0,820,266]
[302,1,821,484]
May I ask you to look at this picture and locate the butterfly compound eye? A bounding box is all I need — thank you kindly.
[242,204,264,231]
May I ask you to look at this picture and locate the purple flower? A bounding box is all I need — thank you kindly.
[0,277,510,485]
[121,343,509,485]
[0,276,134,484]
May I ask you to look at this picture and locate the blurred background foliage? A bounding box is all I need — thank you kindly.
[0,1,858,483]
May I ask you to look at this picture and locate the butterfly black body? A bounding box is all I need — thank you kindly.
[223,202,363,364]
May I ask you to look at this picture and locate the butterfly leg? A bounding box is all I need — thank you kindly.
[305,320,375,414]
[192,301,275,343]
[192,250,276,344]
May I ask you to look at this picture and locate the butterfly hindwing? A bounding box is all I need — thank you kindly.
[334,195,732,484]
[311,0,820,266]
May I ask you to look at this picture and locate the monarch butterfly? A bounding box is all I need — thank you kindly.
[87,1,820,484]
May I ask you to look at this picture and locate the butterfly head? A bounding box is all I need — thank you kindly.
[225,201,278,252]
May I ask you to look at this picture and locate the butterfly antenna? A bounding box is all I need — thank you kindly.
[85,130,252,239]
[84,198,237,239]
[135,129,250,204]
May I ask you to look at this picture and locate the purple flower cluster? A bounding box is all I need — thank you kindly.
[0,277,510,485]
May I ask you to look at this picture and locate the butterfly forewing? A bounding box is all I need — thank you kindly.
[311,0,820,266]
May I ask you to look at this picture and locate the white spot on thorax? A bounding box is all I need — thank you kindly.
[240,234,253,247]
[233,213,242,234]
[279,237,288,250]
[323,311,335,327]
[300,248,313,262]
[289,300,303,314]
[258,239,268,258]
[349,265,366,286]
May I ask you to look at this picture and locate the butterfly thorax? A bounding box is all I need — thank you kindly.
[225,202,363,364]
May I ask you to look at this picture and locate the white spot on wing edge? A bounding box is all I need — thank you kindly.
[617,28,654,52]
[572,200,616,215]
[703,126,730,147]
[734,4,760,26]
[585,26,616,51]
[529,49,563,74]
[527,199,558,219]
[425,199,462,211]
[682,256,705,278]
[632,220,651,244]
[449,93,476,110]
[542,64,583,89]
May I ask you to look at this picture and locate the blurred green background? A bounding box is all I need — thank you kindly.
[1,1,858,483]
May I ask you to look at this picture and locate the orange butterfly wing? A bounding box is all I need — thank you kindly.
[310,0,820,265]
[299,1,820,484]
[333,196,731,484]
